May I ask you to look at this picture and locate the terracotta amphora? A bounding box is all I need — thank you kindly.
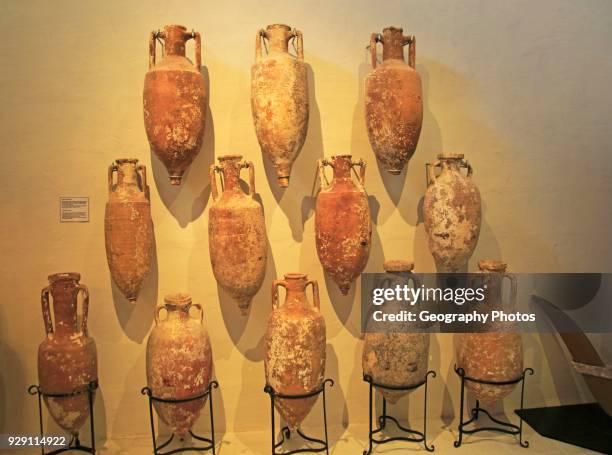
[146,294,213,437]
[365,27,423,174]
[251,24,308,187]
[209,155,267,314]
[363,260,430,403]
[38,273,97,435]
[265,274,326,430]
[423,153,481,272]
[315,155,371,295]
[143,25,206,185]
[456,260,523,403]
[105,159,153,302]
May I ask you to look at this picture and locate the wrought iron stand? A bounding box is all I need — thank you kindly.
[363,371,436,454]
[453,366,534,448]
[28,379,98,454]
[141,380,219,455]
[264,379,334,455]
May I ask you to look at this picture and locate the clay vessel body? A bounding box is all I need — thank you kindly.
[363,261,429,403]
[251,24,308,187]
[143,25,206,185]
[423,153,481,272]
[315,155,371,294]
[209,155,267,314]
[456,260,523,403]
[265,274,325,430]
[38,273,97,435]
[105,159,153,302]
[365,27,422,174]
[146,294,213,437]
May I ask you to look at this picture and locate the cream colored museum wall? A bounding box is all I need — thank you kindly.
[1,0,611,447]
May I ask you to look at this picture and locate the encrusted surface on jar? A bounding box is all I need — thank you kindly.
[315,181,371,295]
[146,313,213,437]
[38,337,97,434]
[105,200,153,302]
[143,57,207,184]
[38,274,97,435]
[363,332,429,403]
[423,167,481,271]
[265,305,326,430]
[251,54,308,185]
[209,195,267,313]
[365,61,423,174]
[456,332,523,403]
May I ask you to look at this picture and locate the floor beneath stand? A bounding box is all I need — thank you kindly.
[16,420,597,454]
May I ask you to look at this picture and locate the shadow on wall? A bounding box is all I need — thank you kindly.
[404,61,443,218]
[0,304,29,434]
[364,198,384,271]
[299,145,323,249]
[111,231,158,343]
[324,273,362,339]
[299,344,346,445]
[523,331,551,407]
[111,345,147,442]
[192,374,226,447]
[475,193,562,272]
[471,205,502,269]
[344,341,366,428]
[233,346,279,448]
[537,330,586,405]
[91,385,107,447]
[151,66,214,227]
[0,307,10,432]
[263,63,324,242]
[233,359,265,451]
[425,334,454,430]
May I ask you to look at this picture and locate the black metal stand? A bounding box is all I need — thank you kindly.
[453,365,534,448]
[141,380,219,455]
[264,379,334,455]
[363,371,436,454]
[28,380,98,454]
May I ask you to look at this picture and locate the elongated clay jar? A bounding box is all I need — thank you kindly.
[146,294,213,437]
[265,274,325,430]
[315,155,371,295]
[38,273,97,435]
[251,24,308,187]
[423,153,481,272]
[105,159,153,302]
[456,260,523,403]
[143,25,206,185]
[209,155,267,314]
[363,260,430,403]
[365,27,423,174]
